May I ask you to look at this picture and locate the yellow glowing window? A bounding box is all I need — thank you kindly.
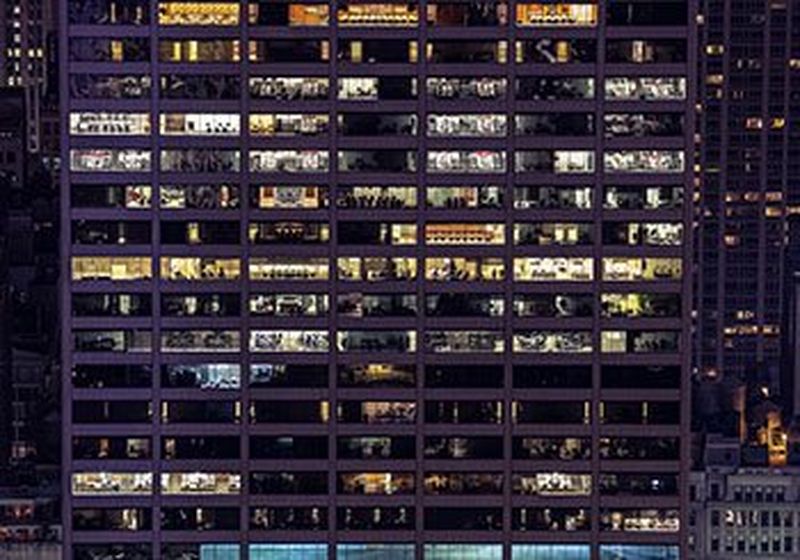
[187,223,201,244]
[350,41,363,63]
[288,4,330,26]
[516,3,597,27]
[160,472,241,495]
[409,41,419,63]
[161,40,240,62]
[601,258,682,282]
[706,44,724,55]
[601,331,626,353]
[250,258,330,281]
[158,2,240,26]
[160,257,241,281]
[72,472,153,496]
[110,40,123,62]
[497,41,508,64]
[71,257,153,281]
[339,3,418,26]
[249,114,329,137]
[513,257,593,282]
[425,223,505,245]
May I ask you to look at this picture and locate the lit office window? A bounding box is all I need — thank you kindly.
[249,544,327,560]
[427,114,507,137]
[516,4,598,27]
[160,113,241,136]
[160,472,241,495]
[427,151,506,173]
[69,112,151,135]
[425,223,505,245]
[513,473,592,496]
[252,185,328,209]
[72,472,153,496]
[601,258,682,282]
[161,329,241,352]
[159,39,241,62]
[250,150,329,173]
[248,3,330,26]
[160,257,241,281]
[605,76,687,100]
[250,77,330,100]
[427,77,507,100]
[604,151,685,173]
[70,149,151,172]
[162,544,241,560]
[161,185,239,209]
[512,544,591,560]
[158,2,241,26]
[598,544,679,560]
[515,150,595,173]
[250,330,330,353]
[71,256,152,281]
[514,258,594,282]
[338,3,419,26]
[249,258,330,281]
[424,544,503,560]
[337,544,415,560]
[513,331,593,353]
[250,114,329,136]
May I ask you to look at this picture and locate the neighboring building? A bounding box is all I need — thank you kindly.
[0,484,60,547]
[694,0,800,391]
[0,13,62,560]
[782,215,800,419]
[689,436,800,559]
[0,0,58,153]
[0,92,61,560]
[0,89,26,189]
[0,544,61,560]
[0,89,60,467]
[0,88,24,467]
[61,1,695,560]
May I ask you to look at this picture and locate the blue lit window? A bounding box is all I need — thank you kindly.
[424,544,503,560]
[599,545,680,560]
[512,544,591,560]
[200,544,240,560]
[249,544,328,560]
[337,544,415,560]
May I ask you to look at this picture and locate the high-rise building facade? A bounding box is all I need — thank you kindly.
[61,1,695,559]
[695,0,800,390]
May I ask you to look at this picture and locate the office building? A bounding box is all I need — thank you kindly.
[694,0,800,391]
[61,1,695,559]
[688,436,800,559]
[0,88,61,560]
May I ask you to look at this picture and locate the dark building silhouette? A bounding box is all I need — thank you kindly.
[694,0,800,394]
[0,3,61,554]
